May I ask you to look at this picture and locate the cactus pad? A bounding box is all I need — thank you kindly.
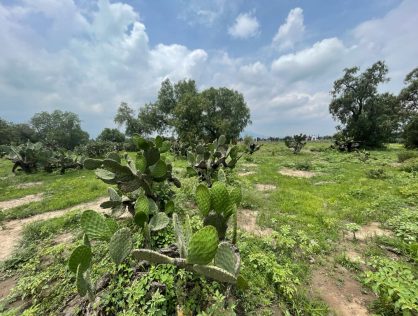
[144,147,160,166]
[135,196,150,215]
[134,211,148,228]
[132,249,174,264]
[95,169,116,182]
[109,228,133,265]
[68,245,92,273]
[149,212,170,231]
[210,182,230,214]
[229,187,242,206]
[214,242,240,275]
[150,160,167,178]
[81,210,112,240]
[84,158,103,170]
[76,265,88,297]
[187,225,219,265]
[195,184,211,216]
[135,153,147,172]
[193,264,237,284]
[108,187,121,202]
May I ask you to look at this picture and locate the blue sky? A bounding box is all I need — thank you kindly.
[0,0,417,137]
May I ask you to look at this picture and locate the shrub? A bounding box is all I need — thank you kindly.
[403,115,418,149]
[284,134,307,154]
[366,168,386,179]
[400,157,418,173]
[397,151,418,163]
[363,257,418,314]
[294,161,312,171]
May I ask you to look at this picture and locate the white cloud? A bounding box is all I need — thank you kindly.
[273,7,305,51]
[271,38,348,84]
[0,0,417,138]
[228,12,260,39]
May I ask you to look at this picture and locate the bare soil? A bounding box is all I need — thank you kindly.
[238,171,256,177]
[279,168,316,178]
[311,267,375,316]
[15,181,43,189]
[0,197,107,261]
[346,222,392,241]
[237,209,274,237]
[255,184,277,191]
[0,276,17,299]
[241,163,258,168]
[0,193,44,210]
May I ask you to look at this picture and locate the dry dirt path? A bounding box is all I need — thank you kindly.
[0,197,107,261]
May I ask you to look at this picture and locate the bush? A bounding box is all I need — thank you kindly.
[398,151,418,163]
[366,168,386,179]
[403,115,418,149]
[363,257,418,314]
[294,161,312,171]
[400,157,418,173]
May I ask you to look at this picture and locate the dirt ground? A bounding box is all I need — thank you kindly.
[279,168,316,178]
[255,184,277,191]
[0,193,44,210]
[237,209,274,237]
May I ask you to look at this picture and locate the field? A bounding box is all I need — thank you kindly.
[0,141,417,315]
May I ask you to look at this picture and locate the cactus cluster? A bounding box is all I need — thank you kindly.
[84,134,180,217]
[195,181,241,242]
[4,141,84,174]
[132,219,246,286]
[186,135,242,187]
[243,136,262,155]
[284,134,308,154]
[332,133,360,152]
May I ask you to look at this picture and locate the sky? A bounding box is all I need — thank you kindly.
[0,0,417,138]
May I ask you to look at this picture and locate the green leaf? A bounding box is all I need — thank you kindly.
[108,187,121,202]
[160,141,171,153]
[76,265,88,297]
[135,196,150,215]
[144,147,160,166]
[68,245,92,274]
[84,158,103,170]
[214,242,239,275]
[135,153,147,172]
[165,200,175,214]
[132,134,150,150]
[95,169,115,181]
[193,264,237,284]
[81,210,112,240]
[155,136,163,148]
[210,182,230,214]
[195,184,211,216]
[109,228,133,265]
[187,226,219,265]
[134,211,148,227]
[150,160,167,178]
[149,212,170,231]
[186,166,198,177]
[229,187,242,205]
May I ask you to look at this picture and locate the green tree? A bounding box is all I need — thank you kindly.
[398,67,418,148]
[329,61,399,147]
[136,79,251,143]
[114,102,141,136]
[97,128,125,143]
[30,110,89,149]
[0,118,37,145]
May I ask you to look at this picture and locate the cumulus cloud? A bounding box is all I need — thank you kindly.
[273,7,305,51]
[0,0,417,137]
[228,12,260,39]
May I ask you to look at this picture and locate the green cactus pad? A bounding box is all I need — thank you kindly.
[193,264,237,284]
[135,153,147,172]
[160,141,171,153]
[134,211,148,228]
[95,169,116,182]
[187,225,219,265]
[132,134,150,150]
[164,200,175,214]
[218,135,226,146]
[135,196,150,215]
[68,245,92,274]
[84,158,103,170]
[210,182,230,214]
[186,166,198,177]
[81,210,112,240]
[100,200,120,209]
[217,169,227,182]
[76,265,88,297]
[195,184,211,216]
[109,228,133,265]
[203,213,228,240]
[105,218,119,235]
[108,187,121,202]
[229,187,242,206]
[132,249,174,264]
[150,160,167,178]
[214,242,240,275]
[149,212,170,231]
[173,213,186,258]
[106,152,120,163]
[144,147,160,166]
[118,178,142,192]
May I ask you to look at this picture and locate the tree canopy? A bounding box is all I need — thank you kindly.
[30,110,89,149]
[329,61,400,147]
[115,79,251,143]
[97,128,125,143]
[399,67,418,148]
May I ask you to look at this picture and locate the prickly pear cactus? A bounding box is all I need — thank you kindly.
[80,210,116,241]
[109,228,133,265]
[195,184,211,216]
[214,242,240,275]
[187,226,219,265]
[149,212,170,231]
[68,245,92,273]
[132,249,174,264]
[193,264,237,284]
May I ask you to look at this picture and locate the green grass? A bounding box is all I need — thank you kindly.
[0,142,417,315]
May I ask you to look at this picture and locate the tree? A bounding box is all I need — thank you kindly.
[135,79,251,143]
[329,61,399,147]
[0,118,37,145]
[30,110,89,149]
[398,67,418,148]
[114,102,142,136]
[97,128,125,143]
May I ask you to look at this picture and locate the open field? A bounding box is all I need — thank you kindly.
[0,141,417,315]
